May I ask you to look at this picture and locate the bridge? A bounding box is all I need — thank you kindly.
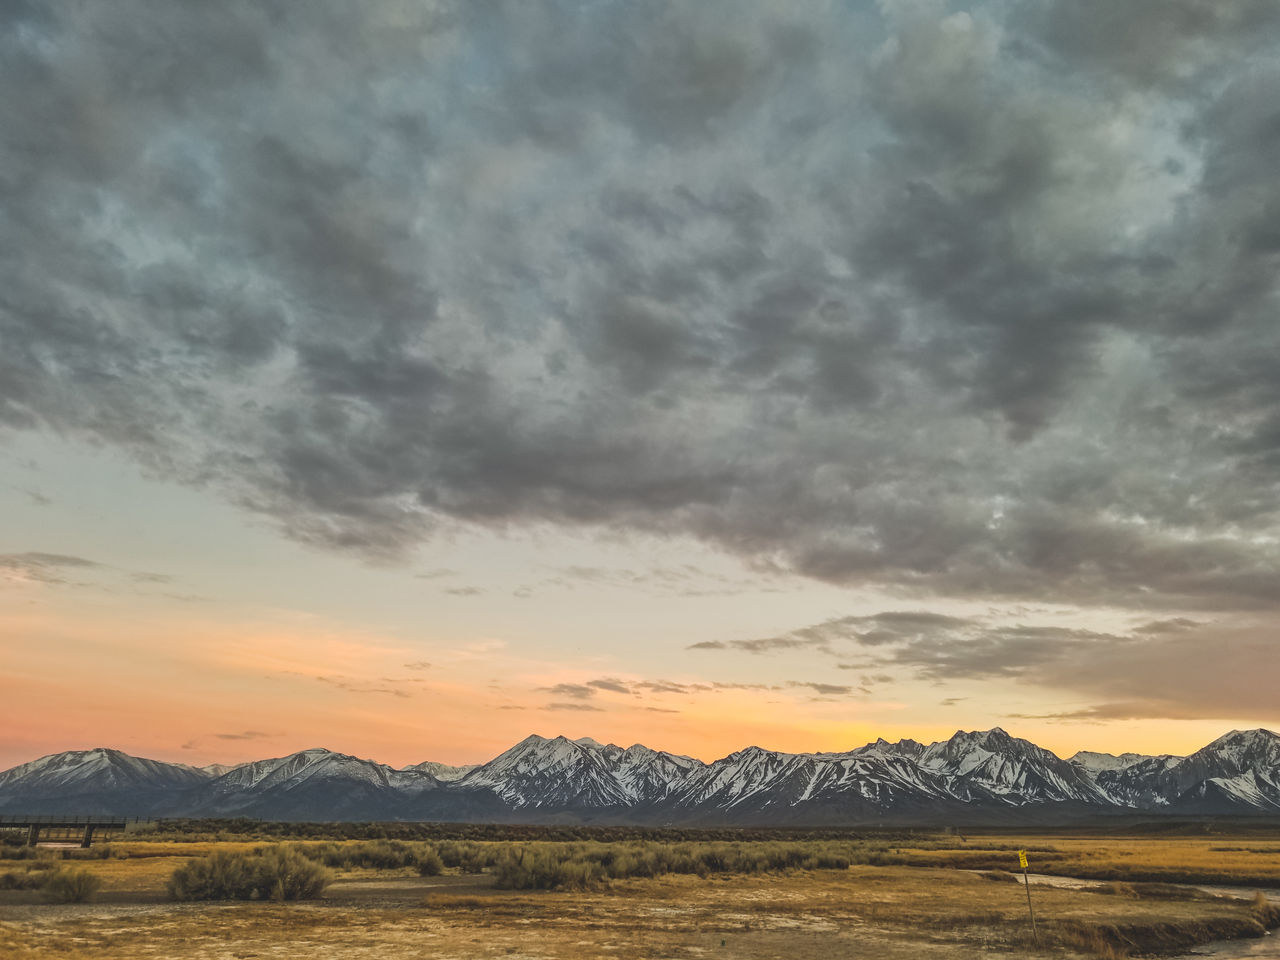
[0,815,142,847]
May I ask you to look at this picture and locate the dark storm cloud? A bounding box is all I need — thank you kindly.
[1029,0,1280,89]
[4,0,1280,617]
[863,623,1131,680]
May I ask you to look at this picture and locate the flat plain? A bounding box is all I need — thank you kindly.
[2,829,1278,959]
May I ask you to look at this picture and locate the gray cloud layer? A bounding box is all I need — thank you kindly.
[701,608,1280,722]
[4,1,1280,611]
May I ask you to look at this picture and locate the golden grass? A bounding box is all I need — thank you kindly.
[885,834,1280,885]
[1,832,1276,959]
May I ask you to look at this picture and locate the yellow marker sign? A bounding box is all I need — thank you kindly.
[1018,850,1028,869]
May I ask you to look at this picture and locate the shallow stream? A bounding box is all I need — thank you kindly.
[1006,872,1280,958]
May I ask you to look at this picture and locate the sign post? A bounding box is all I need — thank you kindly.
[1018,849,1039,946]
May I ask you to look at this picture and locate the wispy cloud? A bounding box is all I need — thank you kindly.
[414,568,457,580]
[0,552,100,585]
[540,683,597,700]
[587,677,632,695]
[316,675,412,698]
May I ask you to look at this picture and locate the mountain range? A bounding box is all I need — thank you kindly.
[2,728,1278,825]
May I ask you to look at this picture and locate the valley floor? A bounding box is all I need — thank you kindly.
[2,834,1279,959]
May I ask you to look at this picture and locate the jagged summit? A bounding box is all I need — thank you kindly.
[853,737,925,757]
[1068,751,1161,776]
[401,760,476,782]
[1198,728,1280,759]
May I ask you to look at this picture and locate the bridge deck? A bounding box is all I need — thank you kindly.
[0,815,143,846]
[0,815,132,829]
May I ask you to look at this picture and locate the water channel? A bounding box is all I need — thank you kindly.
[1007,872,1280,958]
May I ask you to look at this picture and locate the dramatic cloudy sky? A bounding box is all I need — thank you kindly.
[3,0,1280,769]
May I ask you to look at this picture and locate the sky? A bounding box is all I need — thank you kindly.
[3,0,1280,771]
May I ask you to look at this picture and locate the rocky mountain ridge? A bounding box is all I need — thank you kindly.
[2,728,1278,825]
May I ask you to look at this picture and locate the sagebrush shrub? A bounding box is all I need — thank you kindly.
[42,867,102,903]
[0,869,47,891]
[416,848,444,876]
[168,846,331,901]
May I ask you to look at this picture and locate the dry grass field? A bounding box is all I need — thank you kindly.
[1,832,1277,959]
[885,833,1280,888]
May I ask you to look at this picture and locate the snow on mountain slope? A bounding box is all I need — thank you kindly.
[1068,751,1161,776]
[187,748,443,819]
[1090,729,1280,810]
[613,743,704,802]
[3,728,1279,822]
[1188,729,1280,776]
[666,744,957,820]
[201,762,249,778]
[207,748,438,795]
[0,748,210,794]
[1162,729,1280,812]
[402,761,478,782]
[0,747,213,815]
[667,728,1111,819]
[918,728,1111,805]
[850,738,925,761]
[458,734,702,809]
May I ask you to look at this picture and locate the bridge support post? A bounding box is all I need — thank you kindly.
[80,825,94,848]
[26,825,39,846]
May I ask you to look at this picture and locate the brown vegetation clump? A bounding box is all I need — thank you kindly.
[0,860,56,891]
[482,839,864,890]
[1251,890,1280,926]
[1052,913,1278,959]
[167,846,331,901]
[41,867,103,903]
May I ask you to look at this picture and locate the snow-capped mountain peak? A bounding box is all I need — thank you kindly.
[4,728,1280,823]
[458,734,703,808]
[1067,751,1159,776]
[1192,729,1280,772]
[0,747,211,800]
[851,737,925,759]
[401,760,477,782]
[917,728,1109,805]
